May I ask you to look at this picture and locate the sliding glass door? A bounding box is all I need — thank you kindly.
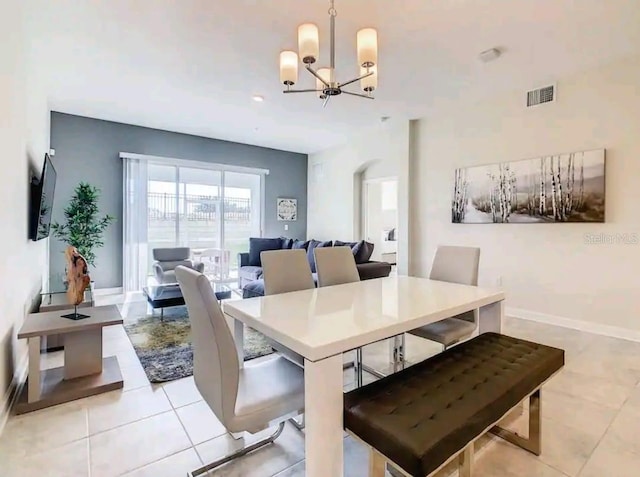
[144,163,262,284]
[223,171,261,270]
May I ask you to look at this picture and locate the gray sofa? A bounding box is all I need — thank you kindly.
[238,237,392,298]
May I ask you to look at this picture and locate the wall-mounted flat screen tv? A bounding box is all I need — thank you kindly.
[30,153,57,241]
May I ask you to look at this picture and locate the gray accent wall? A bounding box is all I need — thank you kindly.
[50,112,308,288]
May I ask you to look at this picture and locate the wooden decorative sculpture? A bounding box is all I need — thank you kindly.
[63,246,91,319]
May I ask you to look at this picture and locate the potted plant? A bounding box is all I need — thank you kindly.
[51,182,115,282]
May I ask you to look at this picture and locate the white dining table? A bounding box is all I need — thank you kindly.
[223,275,505,477]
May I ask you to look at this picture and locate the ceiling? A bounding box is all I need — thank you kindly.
[27,0,640,154]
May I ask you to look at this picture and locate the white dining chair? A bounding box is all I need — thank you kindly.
[314,246,384,387]
[314,245,360,287]
[404,246,481,362]
[175,266,304,476]
[260,249,315,368]
[260,248,316,430]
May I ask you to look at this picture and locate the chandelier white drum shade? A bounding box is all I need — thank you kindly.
[357,28,378,67]
[279,51,299,86]
[278,0,378,106]
[298,23,320,64]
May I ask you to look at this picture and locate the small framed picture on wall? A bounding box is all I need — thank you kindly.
[277,198,297,221]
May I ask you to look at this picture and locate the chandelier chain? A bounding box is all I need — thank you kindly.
[328,0,337,17]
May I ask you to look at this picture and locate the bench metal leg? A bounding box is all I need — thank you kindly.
[458,445,473,477]
[188,422,285,476]
[490,389,542,456]
[369,449,386,477]
[393,334,406,372]
[355,348,364,387]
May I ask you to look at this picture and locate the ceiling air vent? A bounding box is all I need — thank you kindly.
[527,84,555,107]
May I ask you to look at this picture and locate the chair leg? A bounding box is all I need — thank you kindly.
[288,415,305,431]
[369,449,387,477]
[458,444,474,477]
[189,422,285,476]
[490,389,542,456]
[361,364,387,380]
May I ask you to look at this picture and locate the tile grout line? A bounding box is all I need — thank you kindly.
[270,456,306,477]
[162,385,204,466]
[87,434,93,477]
[87,405,174,439]
[574,382,640,477]
[86,408,92,477]
[574,415,618,476]
[119,447,197,476]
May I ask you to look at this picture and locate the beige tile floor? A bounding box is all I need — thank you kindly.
[1,294,640,477]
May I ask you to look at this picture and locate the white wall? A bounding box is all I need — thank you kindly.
[0,1,49,429]
[307,120,411,273]
[413,55,640,332]
[364,181,398,262]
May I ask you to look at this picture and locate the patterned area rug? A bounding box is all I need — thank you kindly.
[124,305,274,383]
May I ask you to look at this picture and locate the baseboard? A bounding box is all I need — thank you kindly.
[93,286,123,296]
[0,349,29,436]
[506,307,640,343]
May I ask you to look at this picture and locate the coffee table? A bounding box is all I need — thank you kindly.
[143,282,237,319]
[16,305,124,414]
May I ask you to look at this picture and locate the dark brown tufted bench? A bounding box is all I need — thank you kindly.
[343,333,564,477]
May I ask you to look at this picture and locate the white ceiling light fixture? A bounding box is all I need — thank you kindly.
[252,95,265,102]
[279,0,378,107]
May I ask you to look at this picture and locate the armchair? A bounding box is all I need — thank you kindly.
[152,247,204,284]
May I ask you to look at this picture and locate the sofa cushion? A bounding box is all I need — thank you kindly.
[292,239,310,250]
[353,240,375,264]
[280,237,294,249]
[243,275,320,298]
[249,237,284,266]
[357,261,392,280]
[243,280,265,299]
[307,240,332,273]
[239,266,263,281]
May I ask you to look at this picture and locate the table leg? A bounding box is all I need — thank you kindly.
[479,300,504,334]
[64,328,103,379]
[28,336,41,403]
[234,320,244,369]
[305,354,344,477]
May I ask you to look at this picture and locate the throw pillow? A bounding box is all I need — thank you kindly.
[307,239,333,272]
[353,240,375,264]
[280,237,294,249]
[292,239,310,250]
[248,237,284,267]
[333,240,358,250]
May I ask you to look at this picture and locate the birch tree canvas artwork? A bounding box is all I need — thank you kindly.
[452,149,605,223]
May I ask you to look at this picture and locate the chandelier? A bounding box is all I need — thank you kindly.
[278,0,378,106]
